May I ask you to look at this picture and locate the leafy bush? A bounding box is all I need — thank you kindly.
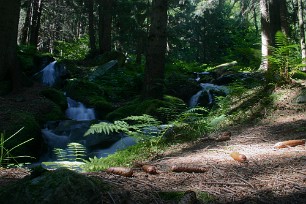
[54,36,90,61]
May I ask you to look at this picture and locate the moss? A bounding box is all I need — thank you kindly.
[88,96,113,119]
[65,79,105,102]
[1,111,41,161]
[106,95,187,122]
[0,168,112,204]
[34,99,65,123]
[39,88,68,111]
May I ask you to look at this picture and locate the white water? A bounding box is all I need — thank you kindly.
[189,83,228,107]
[41,61,57,86]
[65,97,96,121]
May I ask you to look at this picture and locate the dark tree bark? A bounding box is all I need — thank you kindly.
[21,0,33,44]
[29,0,43,47]
[86,0,96,54]
[269,0,281,47]
[143,0,168,99]
[279,0,290,37]
[98,0,113,54]
[0,0,21,90]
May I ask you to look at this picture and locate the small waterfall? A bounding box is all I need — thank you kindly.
[41,61,57,86]
[189,83,228,107]
[65,97,96,121]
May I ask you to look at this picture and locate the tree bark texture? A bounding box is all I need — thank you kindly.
[86,0,96,54]
[143,0,168,99]
[298,0,306,64]
[260,0,270,70]
[98,0,113,54]
[0,0,21,83]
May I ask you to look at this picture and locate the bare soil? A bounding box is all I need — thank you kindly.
[1,83,306,203]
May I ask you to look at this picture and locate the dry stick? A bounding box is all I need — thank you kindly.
[210,164,224,177]
[230,171,255,189]
[201,181,250,187]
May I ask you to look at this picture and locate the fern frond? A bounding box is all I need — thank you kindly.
[85,122,121,136]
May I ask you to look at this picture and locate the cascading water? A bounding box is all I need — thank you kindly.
[40,61,57,86]
[189,83,228,107]
[65,97,96,121]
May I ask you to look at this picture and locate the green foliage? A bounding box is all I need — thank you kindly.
[106,96,187,122]
[53,142,86,162]
[39,88,68,111]
[54,36,90,61]
[85,114,160,138]
[267,31,301,84]
[0,128,34,167]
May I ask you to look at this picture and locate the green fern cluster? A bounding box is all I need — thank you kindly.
[268,31,301,84]
[85,114,161,138]
[53,142,86,162]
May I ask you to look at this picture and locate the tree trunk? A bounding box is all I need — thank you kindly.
[98,0,113,54]
[143,0,168,99]
[86,0,96,54]
[279,0,290,37]
[269,0,281,46]
[297,0,306,66]
[260,0,271,70]
[29,0,43,48]
[0,0,21,90]
[21,0,33,44]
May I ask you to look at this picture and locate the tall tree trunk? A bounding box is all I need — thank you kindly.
[269,0,281,46]
[143,0,168,99]
[29,0,43,48]
[260,0,271,70]
[297,0,306,66]
[21,0,33,44]
[0,0,21,90]
[98,0,113,54]
[86,0,96,54]
[279,0,290,37]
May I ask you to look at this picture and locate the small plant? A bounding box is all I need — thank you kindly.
[53,142,86,162]
[0,128,34,167]
[268,31,301,84]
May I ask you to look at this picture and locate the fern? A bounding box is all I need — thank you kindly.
[53,142,86,162]
[268,31,301,84]
[84,122,123,136]
[67,143,86,162]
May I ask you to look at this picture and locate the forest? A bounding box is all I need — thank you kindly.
[0,0,306,203]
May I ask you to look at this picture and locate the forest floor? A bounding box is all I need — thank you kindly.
[1,82,306,203]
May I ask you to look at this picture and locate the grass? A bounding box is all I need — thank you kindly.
[0,128,34,167]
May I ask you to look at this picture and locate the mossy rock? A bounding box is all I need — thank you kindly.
[39,88,68,111]
[65,79,105,102]
[65,80,113,118]
[33,98,65,123]
[106,95,187,122]
[0,168,116,204]
[1,111,41,161]
[90,51,126,67]
[87,96,113,119]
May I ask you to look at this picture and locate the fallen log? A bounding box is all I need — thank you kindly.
[171,165,207,173]
[273,140,305,149]
[106,167,133,177]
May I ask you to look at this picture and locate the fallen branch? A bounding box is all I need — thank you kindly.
[273,140,305,148]
[171,165,208,173]
[106,167,133,177]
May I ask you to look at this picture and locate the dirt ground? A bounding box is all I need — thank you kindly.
[1,83,306,203]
